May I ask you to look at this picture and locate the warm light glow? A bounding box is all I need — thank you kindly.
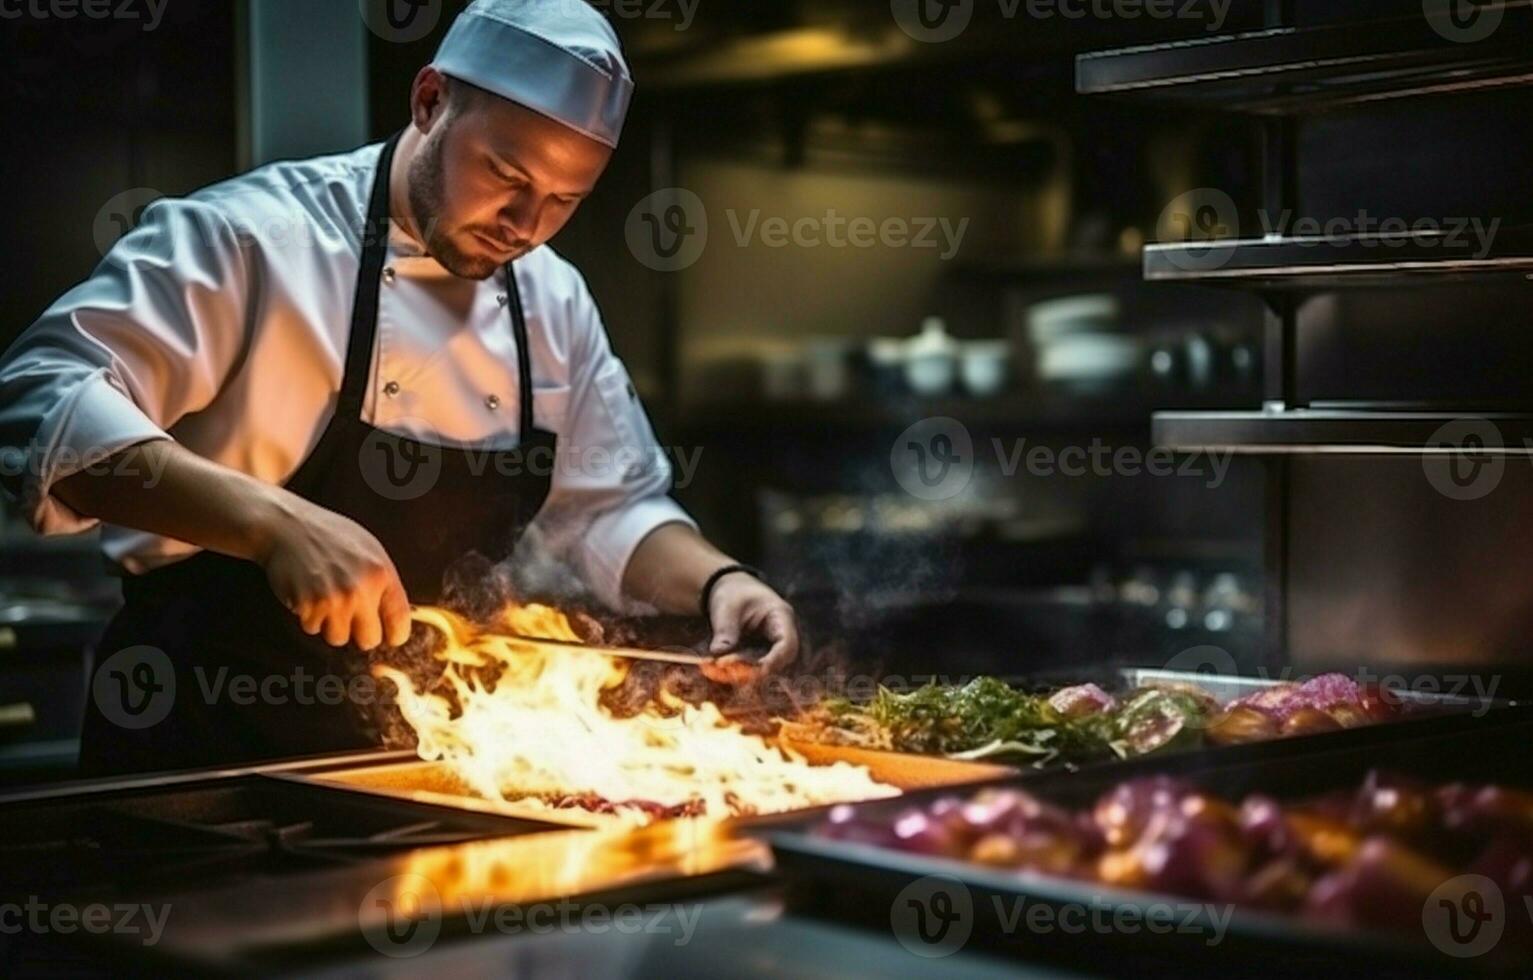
[397,820,770,910]
[375,604,898,825]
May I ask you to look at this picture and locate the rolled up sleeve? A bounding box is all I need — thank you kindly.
[0,198,248,533]
[530,275,696,612]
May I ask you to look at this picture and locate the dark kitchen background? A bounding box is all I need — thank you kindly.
[3,0,1532,785]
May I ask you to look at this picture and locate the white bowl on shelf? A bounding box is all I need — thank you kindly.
[1036,334,1141,386]
[1026,294,1121,345]
[960,341,1012,396]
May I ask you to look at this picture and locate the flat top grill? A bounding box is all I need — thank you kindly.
[0,775,570,899]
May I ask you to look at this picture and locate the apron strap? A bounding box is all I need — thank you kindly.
[503,262,536,440]
[337,130,403,421]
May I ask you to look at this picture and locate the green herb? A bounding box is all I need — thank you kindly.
[824,677,1119,764]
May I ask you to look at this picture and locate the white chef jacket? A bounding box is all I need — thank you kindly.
[0,141,694,610]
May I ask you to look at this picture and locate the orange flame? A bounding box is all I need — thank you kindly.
[374,603,897,825]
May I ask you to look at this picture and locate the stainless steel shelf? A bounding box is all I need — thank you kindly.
[1153,409,1533,454]
[1076,4,1533,113]
[1141,226,1533,288]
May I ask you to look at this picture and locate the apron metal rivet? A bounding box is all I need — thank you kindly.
[497,293,508,307]
[382,267,397,285]
[384,381,400,397]
[485,394,501,411]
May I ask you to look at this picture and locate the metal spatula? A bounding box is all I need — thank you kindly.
[502,632,711,667]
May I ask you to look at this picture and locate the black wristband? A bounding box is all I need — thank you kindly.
[700,563,765,622]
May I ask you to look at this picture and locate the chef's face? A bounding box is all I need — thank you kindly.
[408,71,614,280]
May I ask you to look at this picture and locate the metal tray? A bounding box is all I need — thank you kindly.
[789,665,1516,775]
[766,707,1533,977]
[1114,666,1514,711]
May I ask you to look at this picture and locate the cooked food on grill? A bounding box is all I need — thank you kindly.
[783,673,1410,765]
[815,771,1533,944]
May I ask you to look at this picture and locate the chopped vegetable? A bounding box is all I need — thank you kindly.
[789,672,1410,766]
[1111,688,1209,757]
[815,770,1533,946]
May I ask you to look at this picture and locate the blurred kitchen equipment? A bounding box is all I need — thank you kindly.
[1146,326,1255,392]
[1025,294,1120,345]
[759,348,805,401]
[804,337,852,401]
[902,317,958,396]
[864,337,906,396]
[959,340,1011,396]
[1024,294,1140,393]
[1036,335,1141,391]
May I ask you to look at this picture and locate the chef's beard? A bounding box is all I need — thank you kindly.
[408,121,526,280]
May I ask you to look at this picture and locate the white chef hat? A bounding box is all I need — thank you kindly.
[432,0,634,149]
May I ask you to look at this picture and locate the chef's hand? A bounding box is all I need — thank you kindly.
[255,496,411,651]
[701,574,799,685]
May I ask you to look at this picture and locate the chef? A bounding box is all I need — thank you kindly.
[0,0,797,774]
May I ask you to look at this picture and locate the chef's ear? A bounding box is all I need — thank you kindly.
[408,66,453,133]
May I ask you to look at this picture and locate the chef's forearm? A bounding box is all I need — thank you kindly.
[620,522,735,615]
[52,439,293,564]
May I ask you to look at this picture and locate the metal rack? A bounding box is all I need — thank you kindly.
[1076,2,1533,113]
[1076,1,1533,670]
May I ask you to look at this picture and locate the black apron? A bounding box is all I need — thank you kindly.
[79,132,557,775]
